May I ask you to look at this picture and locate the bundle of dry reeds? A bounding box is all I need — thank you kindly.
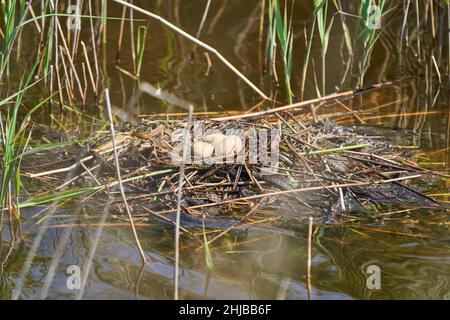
[22,108,443,233]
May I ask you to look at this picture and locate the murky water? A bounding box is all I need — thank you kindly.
[1,1,449,299]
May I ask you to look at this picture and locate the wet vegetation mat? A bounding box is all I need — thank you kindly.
[22,113,447,231]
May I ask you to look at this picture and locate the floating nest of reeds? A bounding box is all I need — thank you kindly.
[25,116,445,229]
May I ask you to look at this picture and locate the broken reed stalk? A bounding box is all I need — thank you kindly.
[129,2,136,74]
[53,11,85,102]
[111,0,270,101]
[104,88,146,263]
[307,216,313,300]
[81,41,97,94]
[212,79,404,121]
[116,5,127,62]
[81,62,87,106]
[88,0,100,97]
[174,105,194,300]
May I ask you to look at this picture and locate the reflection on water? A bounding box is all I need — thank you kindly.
[2,199,448,299]
[1,1,450,300]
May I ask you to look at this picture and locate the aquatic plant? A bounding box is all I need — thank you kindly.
[268,0,294,103]
[358,0,387,86]
[0,63,51,228]
[0,0,28,77]
[314,0,335,96]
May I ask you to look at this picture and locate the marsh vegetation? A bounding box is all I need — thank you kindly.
[0,0,449,299]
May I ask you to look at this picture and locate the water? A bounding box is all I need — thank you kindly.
[0,1,449,299]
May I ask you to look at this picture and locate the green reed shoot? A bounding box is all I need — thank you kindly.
[1,0,17,75]
[332,0,353,89]
[300,13,316,100]
[0,0,30,78]
[136,25,148,78]
[314,0,335,96]
[268,0,294,103]
[0,63,52,221]
[358,0,386,86]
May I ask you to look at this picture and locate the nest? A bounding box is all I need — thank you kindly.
[25,115,444,229]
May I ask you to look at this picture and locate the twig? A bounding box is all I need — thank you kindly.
[174,105,193,300]
[81,41,97,94]
[156,174,423,214]
[104,88,147,262]
[212,79,405,121]
[306,216,313,300]
[88,0,100,98]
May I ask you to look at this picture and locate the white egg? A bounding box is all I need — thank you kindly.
[213,135,234,157]
[192,141,214,158]
[203,133,225,146]
[213,135,243,158]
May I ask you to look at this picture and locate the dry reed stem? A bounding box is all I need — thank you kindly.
[307,216,313,300]
[174,105,193,300]
[104,88,147,263]
[156,174,423,215]
[81,41,97,94]
[213,79,403,121]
